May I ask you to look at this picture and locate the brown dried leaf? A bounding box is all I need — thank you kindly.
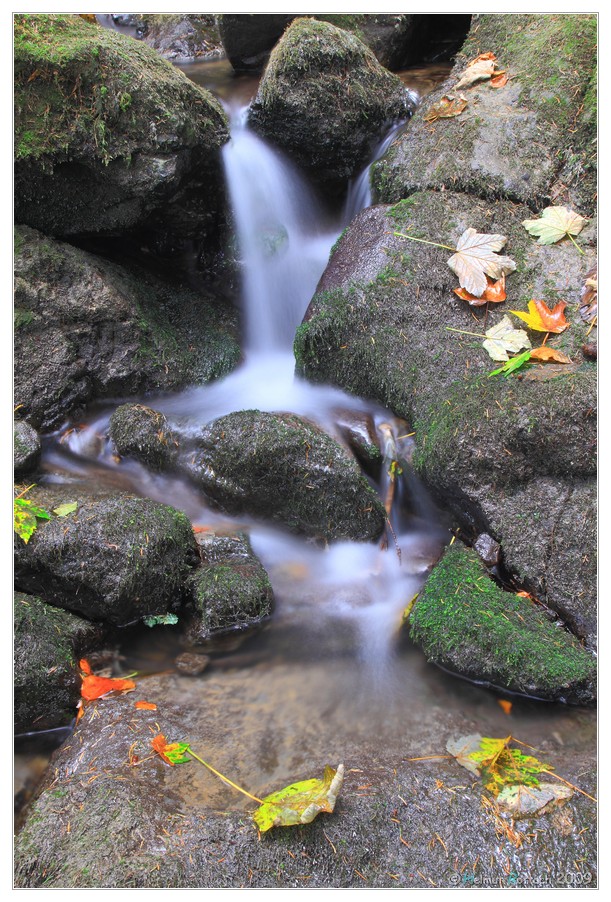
[424,94,468,122]
[529,346,571,364]
[448,228,516,297]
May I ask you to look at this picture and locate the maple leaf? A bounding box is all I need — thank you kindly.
[448,228,516,297]
[134,700,157,711]
[482,315,531,361]
[79,658,136,701]
[579,265,597,323]
[529,346,571,364]
[424,94,467,122]
[253,764,344,833]
[509,299,569,333]
[455,57,497,89]
[151,733,192,765]
[522,206,588,246]
[447,734,550,796]
[454,274,506,306]
[490,72,509,88]
[53,501,78,517]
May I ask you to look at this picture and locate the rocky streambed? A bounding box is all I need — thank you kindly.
[14,13,597,889]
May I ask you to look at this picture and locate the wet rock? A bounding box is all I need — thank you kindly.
[109,403,179,472]
[14,421,41,476]
[181,410,387,542]
[14,494,199,627]
[217,14,294,71]
[295,195,596,646]
[14,671,597,887]
[474,533,501,568]
[332,408,381,473]
[174,651,210,676]
[408,544,596,705]
[373,14,597,215]
[14,225,241,431]
[184,534,273,642]
[14,591,104,733]
[138,14,222,62]
[249,18,415,185]
[14,14,229,252]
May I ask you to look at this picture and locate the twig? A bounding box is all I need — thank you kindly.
[187,748,263,804]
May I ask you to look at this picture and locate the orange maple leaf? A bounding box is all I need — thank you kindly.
[509,300,569,333]
[151,733,191,765]
[490,72,508,88]
[454,274,506,306]
[497,699,513,715]
[79,659,135,701]
[135,700,157,711]
[529,346,571,364]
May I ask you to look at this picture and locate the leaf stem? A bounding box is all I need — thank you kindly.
[394,231,456,252]
[539,768,597,802]
[187,748,263,804]
[446,326,485,339]
[567,232,585,255]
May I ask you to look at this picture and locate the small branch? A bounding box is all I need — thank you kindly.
[539,768,597,803]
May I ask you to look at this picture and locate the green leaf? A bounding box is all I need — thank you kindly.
[53,501,78,517]
[447,734,550,795]
[253,763,344,833]
[164,741,192,765]
[488,349,532,377]
[143,613,179,627]
[522,205,587,246]
[14,497,51,543]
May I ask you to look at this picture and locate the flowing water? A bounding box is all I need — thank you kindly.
[16,60,596,814]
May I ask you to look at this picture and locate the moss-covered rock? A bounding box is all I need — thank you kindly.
[109,403,179,472]
[295,194,596,644]
[14,494,199,626]
[14,420,42,475]
[409,544,596,704]
[14,225,241,431]
[180,410,386,542]
[249,17,415,185]
[14,591,104,732]
[372,14,597,214]
[184,534,273,642]
[14,14,229,246]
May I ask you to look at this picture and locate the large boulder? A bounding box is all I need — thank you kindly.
[217,14,294,71]
[108,403,179,472]
[408,545,596,705]
[14,591,104,732]
[295,193,596,646]
[180,410,387,542]
[14,14,229,252]
[14,420,41,475]
[14,225,241,431]
[14,491,199,626]
[372,14,597,216]
[248,18,415,185]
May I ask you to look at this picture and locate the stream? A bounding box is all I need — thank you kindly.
[15,59,596,818]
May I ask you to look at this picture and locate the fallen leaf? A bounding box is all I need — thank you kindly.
[143,613,179,627]
[79,659,136,701]
[135,701,157,711]
[483,315,531,361]
[488,349,532,376]
[253,764,344,833]
[468,51,497,64]
[579,265,597,323]
[448,228,516,297]
[424,94,468,122]
[497,782,572,817]
[53,501,78,517]
[522,205,588,246]
[151,734,191,765]
[447,734,550,795]
[529,346,571,364]
[498,700,513,715]
[14,497,51,544]
[509,299,569,333]
[455,58,497,89]
[454,274,506,306]
[490,71,509,88]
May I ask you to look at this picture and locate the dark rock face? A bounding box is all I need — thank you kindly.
[249,18,415,184]
[109,403,179,472]
[217,14,294,71]
[14,421,41,475]
[408,545,596,705]
[14,495,199,626]
[184,534,274,642]
[14,592,104,732]
[14,14,229,252]
[14,225,241,431]
[181,410,387,542]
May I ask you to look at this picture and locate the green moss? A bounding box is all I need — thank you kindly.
[409,544,596,701]
[14,308,34,329]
